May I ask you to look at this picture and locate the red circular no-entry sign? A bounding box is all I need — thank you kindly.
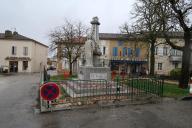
[40,82,60,101]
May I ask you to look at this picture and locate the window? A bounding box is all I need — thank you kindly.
[123,47,127,56]
[158,63,162,70]
[112,47,118,56]
[23,47,28,56]
[170,49,182,56]
[163,47,168,56]
[174,63,178,68]
[11,46,17,55]
[170,49,176,56]
[102,46,106,55]
[135,48,140,57]
[176,50,182,56]
[155,47,158,55]
[128,48,132,57]
[119,50,122,56]
[158,47,163,56]
[118,41,123,46]
[23,61,28,70]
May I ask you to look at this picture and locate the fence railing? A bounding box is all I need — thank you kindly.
[127,78,164,97]
[39,68,164,112]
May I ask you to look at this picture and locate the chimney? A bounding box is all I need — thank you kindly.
[5,30,12,37]
[13,31,18,35]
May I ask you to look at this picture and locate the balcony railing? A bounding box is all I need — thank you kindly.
[111,56,147,62]
[169,56,182,62]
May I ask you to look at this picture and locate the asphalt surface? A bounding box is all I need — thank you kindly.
[0,73,192,128]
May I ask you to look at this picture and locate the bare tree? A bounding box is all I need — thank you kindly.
[131,0,192,88]
[159,0,192,88]
[49,20,88,75]
[127,0,164,75]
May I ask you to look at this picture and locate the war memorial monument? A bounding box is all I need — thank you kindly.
[78,17,111,81]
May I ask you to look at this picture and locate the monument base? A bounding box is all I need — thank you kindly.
[78,66,111,81]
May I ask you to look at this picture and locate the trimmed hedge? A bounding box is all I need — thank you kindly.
[170,68,181,78]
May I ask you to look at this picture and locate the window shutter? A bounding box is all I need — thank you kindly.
[113,47,118,56]
[123,47,127,56]
[136,48,140,57]
[128,48,132,57]
[115,47,118,56]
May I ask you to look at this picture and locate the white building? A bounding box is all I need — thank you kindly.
[0,30,48,73]
[154,33,184,75]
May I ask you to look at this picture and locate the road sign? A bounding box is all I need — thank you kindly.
[40,82,59,101]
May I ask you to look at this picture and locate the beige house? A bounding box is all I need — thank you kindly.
[0,30,48,73]
[154,33,184,75]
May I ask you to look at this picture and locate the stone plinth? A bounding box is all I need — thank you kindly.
[78,66,111,81]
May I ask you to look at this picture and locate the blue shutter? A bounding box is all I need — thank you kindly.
[123,47,127,56]
[128,48,132,57]
[113,47,115,56]
[115,47,118,56]
[113,47,118,56]
[136,48,140,57]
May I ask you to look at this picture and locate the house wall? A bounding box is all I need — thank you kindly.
[106,40,148,60]
[99,40,111,66]
[154,38,184,75]
[31,42,48,72]
[0,40,33,72]
[57,35,188,76]
[0,39,47,73]
[100,39,149,74]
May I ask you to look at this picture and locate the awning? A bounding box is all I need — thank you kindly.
[5,56,31,61]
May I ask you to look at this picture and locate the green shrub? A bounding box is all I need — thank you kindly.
[170,68,181,77]
[71,74,78,78]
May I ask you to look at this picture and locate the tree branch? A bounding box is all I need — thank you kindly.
[169,0,189,31]
[154,42,168,47]
[182,6,192,15]
[163,32,184,51]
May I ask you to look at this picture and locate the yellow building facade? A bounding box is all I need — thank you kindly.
[99,33,149,75]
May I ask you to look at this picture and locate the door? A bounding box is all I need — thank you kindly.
[9,61,18,72]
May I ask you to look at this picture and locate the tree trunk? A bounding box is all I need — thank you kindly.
[150,42,155,76]
[57,44,62,73]
[69,62,73,76]
[179,32,191,88]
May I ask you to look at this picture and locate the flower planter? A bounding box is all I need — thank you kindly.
[64,71,70,79]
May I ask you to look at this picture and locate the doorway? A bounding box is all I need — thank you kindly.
[9,61,18,72]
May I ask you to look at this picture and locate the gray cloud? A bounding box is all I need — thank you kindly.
[0,0,135,45]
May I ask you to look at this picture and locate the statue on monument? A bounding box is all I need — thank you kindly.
[82,17,102,67]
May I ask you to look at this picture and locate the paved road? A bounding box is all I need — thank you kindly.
[0,73,192,128]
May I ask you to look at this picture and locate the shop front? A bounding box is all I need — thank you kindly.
[110,59,147,76]
[5,57,31,73]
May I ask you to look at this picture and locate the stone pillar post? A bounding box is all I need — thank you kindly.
[190,32,192,71]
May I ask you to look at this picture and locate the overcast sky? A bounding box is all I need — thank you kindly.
[0,0,135,46]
